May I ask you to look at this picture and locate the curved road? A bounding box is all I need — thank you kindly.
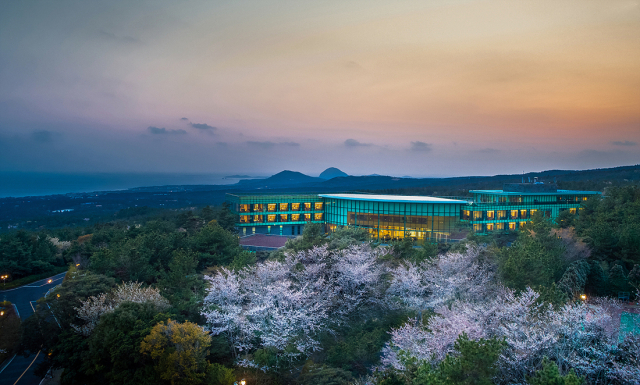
[0,272,66,385]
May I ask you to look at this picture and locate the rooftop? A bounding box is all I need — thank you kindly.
[319,193,468,204]
[470,189,601,196]
[239,234,290,249]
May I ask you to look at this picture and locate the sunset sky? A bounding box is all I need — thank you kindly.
[1,0,639,177]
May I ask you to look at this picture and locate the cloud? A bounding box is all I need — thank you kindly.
[611,140,637,146]
[190,122,216,130]
[148,126,187,135]
[344,139,372,147]
[180,117,189,121]
[246,141,300,149]
[478,148,500,153]
[410,141,432,152]
[32,130,54,143]
[98,30,140,44]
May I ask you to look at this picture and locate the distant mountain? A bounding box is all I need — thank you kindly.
[236,170,323,188]
[319,167,348,180]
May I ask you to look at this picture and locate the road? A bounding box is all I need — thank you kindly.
[0,272,66,385]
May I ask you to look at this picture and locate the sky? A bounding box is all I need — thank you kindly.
[1,0,639,178]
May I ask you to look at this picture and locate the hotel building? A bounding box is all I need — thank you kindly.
[226,183,600,243]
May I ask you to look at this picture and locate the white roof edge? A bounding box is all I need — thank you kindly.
[319,193,467,204]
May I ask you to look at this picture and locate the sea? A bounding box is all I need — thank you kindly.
[0,172,255,198]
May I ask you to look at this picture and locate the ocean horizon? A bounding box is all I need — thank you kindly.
[0,172,252,198]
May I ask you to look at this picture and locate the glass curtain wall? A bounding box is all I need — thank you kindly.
[323,197,462,243]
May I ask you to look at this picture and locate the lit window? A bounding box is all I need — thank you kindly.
[486,223,494,231]
[292,203,300,211]
[304,214,311,221]
[267,215,276,222]
[473,211,482,219]
[239,204,249,212]
[240,215,249,223]
[520,210,527,218]
[315,202,323,210]
[314,213,323,220]
[268,204,277,212]
[582,197,588,201]
[569,208,577,214]
[473,224,483,232]
[530,209,537,216]
[496,223,504,230]
[253,215,263,223]
[510,210,518,219]
[279,203,288,211]
[280,214,288,221]
[253,204,263,212]
[497,210,507,219]
[292,214,300,221]
[509,222,516,230]
[486,211,495,219]
[304,203,312,210]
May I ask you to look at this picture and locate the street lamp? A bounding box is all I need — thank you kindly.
[580,294,587,301]
[1,275,8,289]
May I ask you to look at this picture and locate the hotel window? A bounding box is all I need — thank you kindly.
[239,204,249,213]
[462,210,471,220]
[268,204,277,212]
[530,209,538,216]
[510,210,519,219]
[267,215,276,222]
[253,215,263,223]
[240,215,249,223]
[253,204,263,212]
[496,223,505,230]
[582,197,588,201]
[280,214,288,222]
[569,208,577,214]
[304,203,312,210]
[291,214,300,221]
[473,211,482,220]
[279,203,288,211]
[486,211,495,220]
[509,196,522,203]
[520,210,527,218]
[315,202,323,210]
[509,222,517,230]
[486,223,494,231]
[292,203,300,211]
[473,224,483,232]
[314,213,323,221]
[304,213,312,221]
[498,196,507,203]
[497,210,507,219]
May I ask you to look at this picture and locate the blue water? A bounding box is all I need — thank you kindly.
[0,172,249,198]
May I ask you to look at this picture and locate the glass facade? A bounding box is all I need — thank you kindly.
[464,189,600,233]
[322,195,465,243]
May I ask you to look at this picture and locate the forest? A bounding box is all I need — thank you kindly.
[1,186,639,385]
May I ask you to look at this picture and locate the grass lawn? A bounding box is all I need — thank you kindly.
[0,301,21,365]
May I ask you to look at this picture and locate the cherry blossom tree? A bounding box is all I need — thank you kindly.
[201,244,388,370]
[386,246,496,313]
[72,281,169,336]
[382,286,639,384]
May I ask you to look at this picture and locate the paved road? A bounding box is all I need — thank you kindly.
[0,272,66,385]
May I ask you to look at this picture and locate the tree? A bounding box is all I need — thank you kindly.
[72,281,170,336]
[387,246,495,313]
[201,245,388,370]
[527,358,583,385]
[140,319,212,385]
[84,302,171,385]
